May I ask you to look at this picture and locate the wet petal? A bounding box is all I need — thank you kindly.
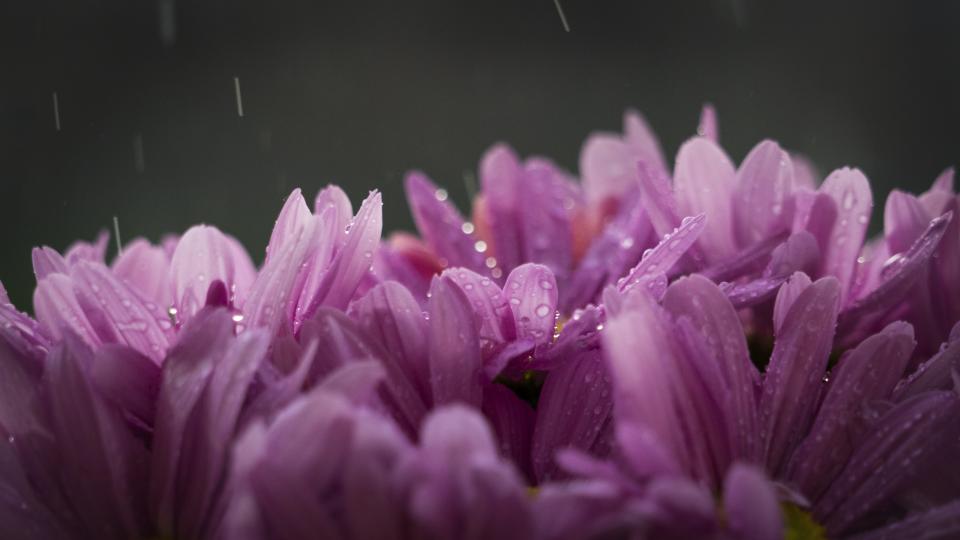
[758,277,841,474]
[818,168,873,301]
[482,383,535,481]
[347,281,431,403]
[673,137,738,261]
[517,160,574,280]
[302,191,383,314]
[733,140,795,247]
[443,267,516,362]
[580,133,636,204]
[31,246,68,280]
[503,263,558,345]
[772,271,813,334]
[792,154,820,190]
[264,189,312,264]
[64,230,109,265]
[90,344,161,428]
[696,103,718,141]
[663,275,760,461]
[624,109,669,178]
[406,171,486,272]
[786,322,916,500]
[618,213,706,294]
[170,225,247,317]
[45,336,149,538]
[313,184,353,248]
[723,463,782,540]
[845,500,960,540]
[428,276,482,407]
[33,273,102,349]
[892,327,960,401]
[479,144,524,273]
[532,348,613,481]
[111,239,172,307]
[884,190,932,255]
[837,212,952,346]
[816,391,960,535]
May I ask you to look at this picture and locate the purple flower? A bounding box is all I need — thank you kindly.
[589,274,960,538]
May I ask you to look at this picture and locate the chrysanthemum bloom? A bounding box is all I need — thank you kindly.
[551,273,960,538]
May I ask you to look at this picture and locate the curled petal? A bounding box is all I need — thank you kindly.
[503,264,558,345]
[31,246,68,280]
[169,225,248,318]
[818,168,873,301]
[111,239,173,307]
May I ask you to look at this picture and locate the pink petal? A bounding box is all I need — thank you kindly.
[517,159,574,280]
[406,171,486,272]
[884,190,932,254]
[723,463,782,540]
[733,140,795,247]
[503,263,558,345]
[758,277,841,474]
[34,273,102,349]
[479,143,524,273]
[169,225,247,317]
[313,184,353,249]
[623,109,669,179]
[818,167,873,301]
[772,271,813,334]
[443,267,517,362]
[31,246,68,280]
[111,239,173,307]
[696,103,718,141]
[673,137,738,262]
[618,213,706,294]
[428,276,482,407]
[264,189,312,265]
[579,133,636,204]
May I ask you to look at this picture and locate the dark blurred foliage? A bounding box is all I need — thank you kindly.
[1,0,958,309]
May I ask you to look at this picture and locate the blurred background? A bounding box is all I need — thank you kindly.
[1,0,958,309]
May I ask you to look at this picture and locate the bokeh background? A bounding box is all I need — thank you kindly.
[2,0,958,310]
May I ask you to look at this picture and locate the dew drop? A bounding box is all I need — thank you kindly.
[535,304,551,317]
[539,280,554,290]
[461,222,475,234]
[620,237,634,249]
[435,188,448,201]
[474,240,488,253]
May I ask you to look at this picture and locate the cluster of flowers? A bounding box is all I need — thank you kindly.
[1,106,959,539]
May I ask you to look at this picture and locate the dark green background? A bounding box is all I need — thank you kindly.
[2,1,958,310]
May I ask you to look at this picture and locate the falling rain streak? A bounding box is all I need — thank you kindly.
[113,216,123,256]
[158,0,177,47]
[234,77,244,117]
[553,0,570,32]
[52,92,61,131]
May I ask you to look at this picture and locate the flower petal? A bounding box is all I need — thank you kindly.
[892,325,960,401]
[532,348,613,481]
[406,172,486,272]
[844,500,960,540]
[443,267,516,363]
[313,184,353,249]
[111,239,173,307]
[884,190,932,255]
[696,103,718,141]
[723,463,782,540]
[818,168,873,301]
[517,160,574,280]
[816,391,960,535]
[785,321,916,500]
[64,230,109,265]
[347,281,431,403]
[503,263,558,345]
[772,271,813,334]
[580,134,637,204]
[33,273,102,349]
[758,277,841,474]
[733,140,795,247]
[663,275,760,462]
[45,336,149,538]
[428,276,482,407]
[170,225,249,317]
[673,137,738,261]
[31,246,68,279]
[89,344,161,428]
[618,213,706,294]
[479,143,524,273]
[264,189,312,264]
[482,383,535,481]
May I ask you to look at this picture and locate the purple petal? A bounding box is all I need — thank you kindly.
[503,263,558,345]
[111,239,173,307]
[561,192,653,313]
[532,348,613,481]
[443,267,517,361]
[816,391,960,535]
[885,190,932,254]
[176,329,269,539]
[721,231,819,309]
[31,246,68,280]
[892,328,960,401]
[673,137,738,262]
[772,271,813,334]
[818,168,873,301]
[696,103,718,141]
[618,213,706,293]
[313,184,353,249]
[758,277,841,474]
[482,383,535,481]
[786,321,916,500]
[517,160,574,280]
[792,153,820,190]
[150,308,234,534]
[837,212,953,346]
[733,140,795,247]
[64,230,109,265]
[636,161,683,239]
[0,331,44,436]
[624,109,669,178]
[615,421,682,480]
[795,189,839,254]
[405,171,486,272]
[579,133,637,204]
[844,500,960,540]
[45,337,149,538]
[723,463,782,540]
[90,344,161,428]
[33,273,102,349]
[0,299,50,361]
[170,225,249,317]
[264,189,312,265]
[428,276,482,407]
[663,275,760,462]
[317,360,386,405]
[303,190,384,314]
[347,281,431,403]
[699,230,789,283]
[69,261,171,361]
[479,143,524,273]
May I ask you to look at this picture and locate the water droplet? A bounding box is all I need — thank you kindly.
[491,268,503,278]
[461,222,475,234]
[232,313,245,323]
[509,297,521,306]
[535,304,551,317]
[485,256,497,269]
[464,283,474,291]
[857,214,868,225]
[539,280,554,290]
[620,237,634,249]
[474,240,488,253]
[842,191,855,210]
[435,188,448,201]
